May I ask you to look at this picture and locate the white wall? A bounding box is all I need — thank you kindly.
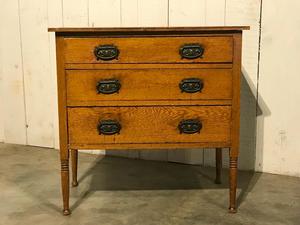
[256,0,300,177]
[0,0,298,177]
[1,0,27,145]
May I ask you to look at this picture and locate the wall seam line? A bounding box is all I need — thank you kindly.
[17,0,28,145]
[256,1,263,118]
[61,0,64,26]
[224,0,227,25]
[120,0,122,27]
[46,0,54,148]
[87,0,90,26]
[167,0,170,27]
[255,0,264,170]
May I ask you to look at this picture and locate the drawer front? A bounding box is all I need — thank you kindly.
[68,106,231,144]
[66,69,232,104]
[64,37,233,64]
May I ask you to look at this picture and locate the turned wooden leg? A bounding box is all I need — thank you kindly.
[229,156,238,213]
[71,149,78,187]
[215,148,222,184]
[61,156,70,215]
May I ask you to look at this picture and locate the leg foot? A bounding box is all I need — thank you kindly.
[215,148,222,184]
[71,149,78,187]
[228,207,237,213]
[72,181,78,187]
[63,209,71,216]
[229,156,238,213]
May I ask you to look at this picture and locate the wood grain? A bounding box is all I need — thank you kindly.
[230,33,242,157]
[68,106,231,145]
[71,149,78,187]
[56,36,70,215]
[51,26,247,214]
[49,26,250,32]
[229,156,238,213]
[70,142,231,150]
[228,32,242,214]
[67,99,232,107]
[66,69,232,103]
[64,36,233,63]
[65,63,232,70]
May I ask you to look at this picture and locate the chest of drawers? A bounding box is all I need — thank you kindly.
[49,26,249,215]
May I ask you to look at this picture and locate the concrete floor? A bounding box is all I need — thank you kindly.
[0,144,299,225]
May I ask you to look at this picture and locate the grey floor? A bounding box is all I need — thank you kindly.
[0,143,299,225]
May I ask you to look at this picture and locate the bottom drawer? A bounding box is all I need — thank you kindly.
[68,106,231,145]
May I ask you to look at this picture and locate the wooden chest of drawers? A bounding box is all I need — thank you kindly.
[49,26,249,215]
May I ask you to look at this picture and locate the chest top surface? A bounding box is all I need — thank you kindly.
[48,26,249,35]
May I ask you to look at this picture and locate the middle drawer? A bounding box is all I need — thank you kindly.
[66,68,232,104]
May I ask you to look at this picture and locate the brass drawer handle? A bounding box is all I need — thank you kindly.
[96,79,121,94]
[178,119,202,134]
[179,78,203,93]
[179,44,204,59]
[97,120,121,135]
[94,45,119,60]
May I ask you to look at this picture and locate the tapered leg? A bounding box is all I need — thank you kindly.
[215,148,222,184]
[61,157,70,215]
[229,156,238,213]
[71,149,78,187]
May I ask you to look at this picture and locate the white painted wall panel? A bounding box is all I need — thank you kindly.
[138,0,168,27]
[63,0,89,27]
[226,0,261,93]
[169,0,205,26]
[121,0,138,27]
[205,0,226,25]
[48,0,63,149]
[0,0,27,144]
[89,0,121,27]
[0,55,4,142]
[0,18,4,142]
[19,0,54,147]
[258,0,300,177]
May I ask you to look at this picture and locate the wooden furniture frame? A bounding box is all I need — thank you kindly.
[49,26,249,215]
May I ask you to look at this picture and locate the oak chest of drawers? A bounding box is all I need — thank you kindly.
[49,26,249,215]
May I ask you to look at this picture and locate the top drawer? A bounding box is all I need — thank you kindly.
[64,36,233,64]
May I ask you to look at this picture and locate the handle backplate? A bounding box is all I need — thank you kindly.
[179,44,204,59]
[97,120,121,135]
[179,78,203,93]
[178,119,202,134]
[96,79,121,94]
[94,45,119,61]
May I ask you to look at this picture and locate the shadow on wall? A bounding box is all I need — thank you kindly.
[238,70,258,171]
[239,68,270,173]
